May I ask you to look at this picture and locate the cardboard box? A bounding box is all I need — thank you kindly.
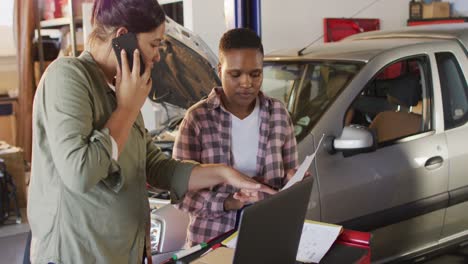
[0,115,17,146]
[0,143,27,208]
[423,2,450,19]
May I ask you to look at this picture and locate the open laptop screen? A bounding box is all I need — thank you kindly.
[233,176,314,264]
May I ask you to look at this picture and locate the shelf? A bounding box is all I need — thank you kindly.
[0,96,18,102]
[407,17,468,26]
[36,0,81,75]
[40,16,82,29]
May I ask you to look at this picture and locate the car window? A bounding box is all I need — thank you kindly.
[263,61,363,141]
[346,56,432,145]
[262,63,304,107]
[436,52,468,130]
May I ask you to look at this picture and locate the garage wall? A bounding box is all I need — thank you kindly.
[180,0,468,56]
[0,1,16,56]
[448,0,468,16]
[0,56,18,96]
[0,0,18,95]
[261,0,410,53]
[183,0,226,56]
[183,0,411,54]
[0,26,16,56]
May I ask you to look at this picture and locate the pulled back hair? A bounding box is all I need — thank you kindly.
[90,0,166,43]
[219,28,264,61]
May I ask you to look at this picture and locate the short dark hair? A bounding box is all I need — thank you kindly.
[219,28,264,58]
[90,0,166,42]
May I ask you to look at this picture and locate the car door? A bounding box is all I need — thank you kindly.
[310,43,449,261]
[434,44,468,245]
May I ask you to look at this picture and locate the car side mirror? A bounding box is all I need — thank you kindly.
[324,125,377,157]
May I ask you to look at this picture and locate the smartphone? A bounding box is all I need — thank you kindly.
[111,32,145,75]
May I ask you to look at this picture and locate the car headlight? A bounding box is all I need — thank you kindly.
[150,218,163,254]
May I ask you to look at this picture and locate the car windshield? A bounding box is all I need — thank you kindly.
[262,61,364,140]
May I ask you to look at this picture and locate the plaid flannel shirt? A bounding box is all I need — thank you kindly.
[173,87,298,246]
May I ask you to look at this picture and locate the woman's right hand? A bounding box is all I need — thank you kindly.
[224,190,261,211]
[115,49,152,117]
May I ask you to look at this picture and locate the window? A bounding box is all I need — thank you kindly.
[0,0,16,56]
[262,61,363,140]
[346,56,432,145]
[436,52,468,130]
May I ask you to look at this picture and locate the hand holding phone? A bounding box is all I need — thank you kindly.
[112,32,146,75]
[112,34,152,117]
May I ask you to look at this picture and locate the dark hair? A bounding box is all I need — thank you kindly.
[219,28,264,58]
[90,0,166,42]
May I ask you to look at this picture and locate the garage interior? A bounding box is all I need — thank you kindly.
[1,0,468,263]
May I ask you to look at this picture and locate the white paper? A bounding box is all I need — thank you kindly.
[296,221,343,263]
[281,134,325,191]
[281,154,314,190]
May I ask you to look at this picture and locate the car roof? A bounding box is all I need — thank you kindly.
[265,24,468,63]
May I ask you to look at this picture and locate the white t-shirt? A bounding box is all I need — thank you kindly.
[231,100,260,177]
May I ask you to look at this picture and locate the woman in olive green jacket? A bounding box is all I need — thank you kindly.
[28,0,274,263]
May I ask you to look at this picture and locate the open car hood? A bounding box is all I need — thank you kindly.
[149,17,221,109]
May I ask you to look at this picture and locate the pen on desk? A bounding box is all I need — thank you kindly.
[200,243,222,257]
[172,242,208,261]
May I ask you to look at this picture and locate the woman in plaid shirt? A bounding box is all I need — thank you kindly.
[173,28,299,246]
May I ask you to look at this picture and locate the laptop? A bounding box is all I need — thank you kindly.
[191,176,314,264]
[232,176,314,264]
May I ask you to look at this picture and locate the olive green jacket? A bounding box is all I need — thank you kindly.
[28,51,196,264]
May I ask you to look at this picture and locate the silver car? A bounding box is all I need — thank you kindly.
[149,23,468,263]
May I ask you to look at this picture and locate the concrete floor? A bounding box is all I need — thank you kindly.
[0,208,29,264]
[0,232,28,264]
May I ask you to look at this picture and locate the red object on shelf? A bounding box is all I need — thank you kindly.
[42,0,63,19]
[54,0,63,18]
[324,18,380,43]
[407,18,468,26]
[43,0,55,20]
